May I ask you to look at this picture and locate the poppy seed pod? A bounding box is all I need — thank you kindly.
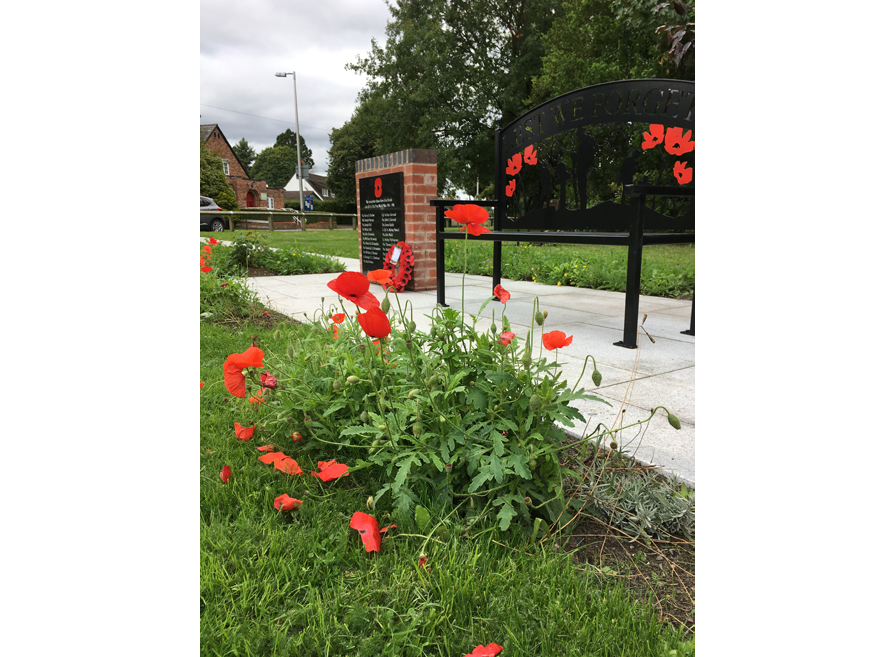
[610,441,618,450]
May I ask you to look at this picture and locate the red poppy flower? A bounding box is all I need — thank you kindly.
[220,465,231,483]
[221,282,229,288]
[327,272,380,310]
[506,152,522,175]
[259,451,303,475]
[465,643,503,657]
[358,307,392,338]
[500,331,515,346]
[663,127,695,155]
[223,346,265,398]
[330,325,340,340]
[505,179,516,197]
[256,444,276,452]
[203,245,213,254]
[524,144,537,165]
[350,512,395,553]
[331,313,346,324]
[445,203,489,227]
[463,223,491,236]
[291,432,302,441]
[249,389,266,404]
[200,381,204,388]
[260,372,278,389]
[208,238,220,245]
[642,124,664,150]
[367,269,393,290]
[494,285,510,304]
[311,460,350,481]
[234,423,255,441]
[273,494,302,511]
[542,330,573,350]
[673,160,693,185]
[200,255,207,265]
[201,266,213,273]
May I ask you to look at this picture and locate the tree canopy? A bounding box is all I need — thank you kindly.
[272,129,315,171]
[200,140,238,209]
[232,138,257,170]
[330,0,693,203]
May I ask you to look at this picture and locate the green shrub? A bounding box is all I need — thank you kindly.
[217,232,346,275]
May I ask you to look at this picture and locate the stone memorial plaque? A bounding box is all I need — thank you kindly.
[359,173,404,273]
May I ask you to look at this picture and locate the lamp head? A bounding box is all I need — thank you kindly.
[275,72,289,77]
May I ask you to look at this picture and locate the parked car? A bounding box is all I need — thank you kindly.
[200,196,228,232]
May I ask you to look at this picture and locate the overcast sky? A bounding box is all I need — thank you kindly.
[200,0,393,175]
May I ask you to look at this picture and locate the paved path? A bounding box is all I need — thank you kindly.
[205,240,695,486]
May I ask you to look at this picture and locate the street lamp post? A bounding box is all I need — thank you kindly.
[275,71,303,207]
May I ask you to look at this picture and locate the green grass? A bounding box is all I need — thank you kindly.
[201,319,695,656]
[201,229,694,297]
[202,229,360,260]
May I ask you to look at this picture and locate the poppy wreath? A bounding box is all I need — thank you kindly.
[382,241,414,292]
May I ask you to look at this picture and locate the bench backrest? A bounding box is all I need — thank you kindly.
[494,78,694,233]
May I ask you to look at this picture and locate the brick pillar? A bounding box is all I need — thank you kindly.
[355,149,437,291]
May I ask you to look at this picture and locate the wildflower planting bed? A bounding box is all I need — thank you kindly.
[200,233,695,655]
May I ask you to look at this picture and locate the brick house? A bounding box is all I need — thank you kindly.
[200,124,284,209]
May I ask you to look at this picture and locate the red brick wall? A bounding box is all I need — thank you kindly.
[354,150,438,292]
[203,126,284,209]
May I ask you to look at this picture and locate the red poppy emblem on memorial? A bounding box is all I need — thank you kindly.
[374,177,382,198]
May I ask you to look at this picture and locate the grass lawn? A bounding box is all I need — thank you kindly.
[200,317,695,656]
[201,229,695,298]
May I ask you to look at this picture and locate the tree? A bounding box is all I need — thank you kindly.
[232,138,257,170]
[347,0,561,196]
[529,0,666,103]
[272,129,315,171]
[200,140,238,209]
[250,145,301,189]
[327,101,381,209]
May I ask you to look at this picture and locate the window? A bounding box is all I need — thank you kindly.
[221,159,229,175]
[267,197,274,209]
[322,187,329,197]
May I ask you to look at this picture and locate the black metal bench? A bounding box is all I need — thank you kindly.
[432,78,695,348]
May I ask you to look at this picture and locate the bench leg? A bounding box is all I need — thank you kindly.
[436,219,448,307]
[681,293,694,335]
[491,241,502,300]
[614,195,645,349]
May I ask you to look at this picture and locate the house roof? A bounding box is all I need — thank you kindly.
[200,124,251,177]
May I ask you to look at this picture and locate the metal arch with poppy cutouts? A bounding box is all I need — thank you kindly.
[382,241,414,292]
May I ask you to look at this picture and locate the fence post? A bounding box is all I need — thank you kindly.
[352,213,357,230]
[328,213,334,230]
[228,211,234,232]
[301,213,306,231]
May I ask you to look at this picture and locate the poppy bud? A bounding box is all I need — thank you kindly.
[371,439,380,448]
[366,496,375,510]
[667,412,681,430]
[273,329,281,342]
[408,389,421,399]
[332,380,342,391]
[490,323,497,334]
[521,354,532,367]
[347,375,360,384]
[287,345,294,359]
[591,368,602,387]
[407,320,417,332]
[439,415,446,423]
[529,396,541,411]
[535,311,544,326]
[360,411,369,423]
[291,432,302,441]
[543,310,549,320]
[413,422,423,437]
[379,424,387,430]
[381,297,391,314]
[528,458,538,471]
